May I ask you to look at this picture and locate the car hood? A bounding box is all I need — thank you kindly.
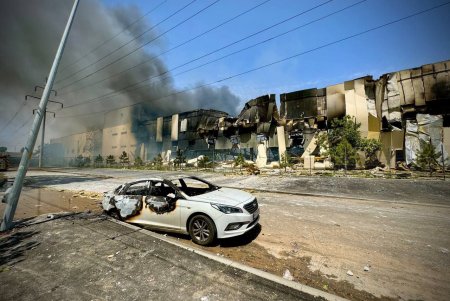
[189,187,253,206]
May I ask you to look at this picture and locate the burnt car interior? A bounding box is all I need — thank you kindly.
[174,177,220,197]
[124,181,149,196]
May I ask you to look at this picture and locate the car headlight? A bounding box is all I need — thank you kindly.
[211,203,243,214]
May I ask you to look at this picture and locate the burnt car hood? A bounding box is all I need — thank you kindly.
[189,187,253,206]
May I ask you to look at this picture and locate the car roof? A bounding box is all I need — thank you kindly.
[124,175,200,185]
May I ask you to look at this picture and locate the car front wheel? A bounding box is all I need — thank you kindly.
[189,215,216,246]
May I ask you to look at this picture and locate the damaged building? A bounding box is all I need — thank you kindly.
[49,59,450,169]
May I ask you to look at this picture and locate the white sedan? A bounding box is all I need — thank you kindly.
[102,176,260,245]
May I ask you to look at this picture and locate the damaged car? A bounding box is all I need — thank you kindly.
[102,176,260,245]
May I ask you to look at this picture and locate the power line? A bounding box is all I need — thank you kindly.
[55,0,198,85]
[0,100,27,135]
[57,0,221,90]
[56,1,449,120]
[58,0,168,74]
[58,0,331,92]
[60,0,272,96]
[64,0,360,109]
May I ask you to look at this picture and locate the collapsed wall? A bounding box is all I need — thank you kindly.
[48,59,450,169]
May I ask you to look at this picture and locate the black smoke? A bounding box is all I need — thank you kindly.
[0,0,241,149]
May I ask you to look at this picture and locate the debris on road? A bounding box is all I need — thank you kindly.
[364,266,370,272]
[347,270,354,276]
[283,269,294,281]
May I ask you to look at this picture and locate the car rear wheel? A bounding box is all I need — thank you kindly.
[189,215,216,246]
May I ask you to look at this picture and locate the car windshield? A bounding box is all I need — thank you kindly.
[171,177,220,197]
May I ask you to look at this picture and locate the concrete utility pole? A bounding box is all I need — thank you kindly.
[1,0,79,231]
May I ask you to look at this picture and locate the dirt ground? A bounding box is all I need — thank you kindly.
[0,187,102,219]
[162,192,450,301]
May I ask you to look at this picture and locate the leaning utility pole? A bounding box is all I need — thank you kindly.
[1,0,79,231]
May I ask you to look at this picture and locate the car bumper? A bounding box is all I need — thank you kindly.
[215,208,260,239]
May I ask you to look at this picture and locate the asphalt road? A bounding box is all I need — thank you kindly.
[6,168,450,206]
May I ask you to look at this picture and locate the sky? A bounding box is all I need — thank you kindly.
[0,0,449,150]
[101,0,450,100]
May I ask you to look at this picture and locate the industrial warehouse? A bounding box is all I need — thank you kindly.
[48,59,450,169]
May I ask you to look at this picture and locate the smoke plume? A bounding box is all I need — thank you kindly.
[0,0,241,149]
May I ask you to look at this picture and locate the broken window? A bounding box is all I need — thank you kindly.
[145,181,177,214]
[176,177,219,197]
[125,181,149,196]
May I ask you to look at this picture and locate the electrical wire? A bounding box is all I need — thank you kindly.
[58,0,331,91]
[55,0,198,85]
[55,0,223,89]
[56,1,449,119]
[59,0,272,96]
[58,0,168,74]
[63,0,364,109]
[0,100,27,135]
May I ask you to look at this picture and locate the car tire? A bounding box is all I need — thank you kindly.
[189,215,216,246]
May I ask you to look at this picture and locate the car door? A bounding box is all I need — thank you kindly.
[126,180,181,231]
[114,181,148,220]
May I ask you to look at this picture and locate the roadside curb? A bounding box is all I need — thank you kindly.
[109,217,350,301]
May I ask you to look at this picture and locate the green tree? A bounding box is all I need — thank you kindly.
[360,139,382,168]
[198,156,211,168]
[152,154,163,170]
[83,156,91,167]
[174,149,186,169]
[134,156,143,167]
[119,151,130,167]
[416,140,441,176]
[75,155,84,168]
[333,138,358,170]
[233,153,245,172]
[106,155,116,166]
[0,146,7,152]
[94,154,104,167]
[279,151,293,172]
[317,116,363,170]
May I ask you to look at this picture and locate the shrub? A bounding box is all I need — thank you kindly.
[416,140,441,176]
[106,155,116,166]
[233,153,245,171]
[119,151,130,167]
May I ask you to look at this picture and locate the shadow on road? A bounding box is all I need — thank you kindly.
[149,223,262,248]
[0,230,40,267]
[23,175,102,187]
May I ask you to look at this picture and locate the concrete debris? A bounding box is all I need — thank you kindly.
[440,248,449,254]
[200,297,210,301]
[347,270,354,276]
[47,214,54,219]
[364,266,370,272]
[282,269,294,281]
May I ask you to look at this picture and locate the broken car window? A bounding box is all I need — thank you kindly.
[124,181,149,196]
[149,181,176,197]
[177,177,218,196]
